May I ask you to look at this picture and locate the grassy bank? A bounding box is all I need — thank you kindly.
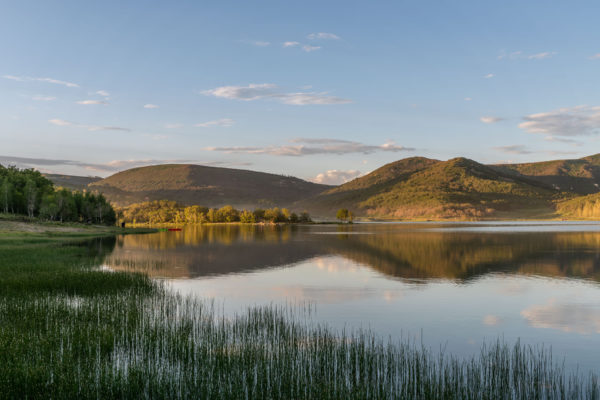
[0,216,155,240]
[1,228,599,398]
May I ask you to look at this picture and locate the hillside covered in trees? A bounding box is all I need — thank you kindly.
[296,157,560,219]
[0,165,115,224]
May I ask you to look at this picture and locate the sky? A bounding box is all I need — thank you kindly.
[1,0,600,184]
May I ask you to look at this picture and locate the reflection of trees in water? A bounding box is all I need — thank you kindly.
[78,236,117,264]
[327,231,600,282]
[107,225,323,278]
[105,225,600,282]
[115,224,298,250]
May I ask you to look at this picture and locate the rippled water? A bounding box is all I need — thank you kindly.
[103,222,600,372]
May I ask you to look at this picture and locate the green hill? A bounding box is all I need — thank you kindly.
[298,157,562,219]
[87,164,331,208]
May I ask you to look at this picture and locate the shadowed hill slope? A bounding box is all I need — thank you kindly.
[495,154,600,195]
[43,174,102,191]
[87,164,331,208]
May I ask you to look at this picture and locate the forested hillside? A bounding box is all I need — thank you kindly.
[297,157,561,219]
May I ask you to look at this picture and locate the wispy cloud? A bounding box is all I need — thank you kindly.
[96,90,110,97]
[519,105,600,136]
[543,136,583,146]
[589,53,600,60]
[202,83,351,105]
[3,75,79,88]
[76,99,108,105]
[302,45,321,52]
[464,97,472,101]
[311,169,362,185]
[283,41,322,52]
[528,52,557,60]
[194,118,235,128]
[165,123,183,129]
[282,92,350,105]
[484,73,495,79]
[497,51,523,60]
[203,83,276,101]
[32,95,56,101]
[546,150,579,157]
[307,32,340,40]
[86,126,130,132]
[49,119,72,127]
[0,155,102,172]
[49,118,130,132]
[498,50,557,60]
[205,138,414,156]
[493,145,532,154]
[480,116,504,124]
[143,104,159,109]
[252,41,270,47]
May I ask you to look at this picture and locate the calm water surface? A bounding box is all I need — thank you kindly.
[103,223,600,372]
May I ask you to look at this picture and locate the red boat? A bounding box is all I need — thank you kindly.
[168,228,182,232]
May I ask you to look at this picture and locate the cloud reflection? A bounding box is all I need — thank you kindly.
[521,299,600,335]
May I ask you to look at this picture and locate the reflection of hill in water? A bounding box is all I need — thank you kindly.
[327,230,600,281]
[104,225,600,282]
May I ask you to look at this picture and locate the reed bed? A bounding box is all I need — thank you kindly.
[0,237,598,399]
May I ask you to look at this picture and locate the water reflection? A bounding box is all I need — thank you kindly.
[106,224,600,282]
[108,225,322,277]
[521,300,600,335]
[102,223,600,372]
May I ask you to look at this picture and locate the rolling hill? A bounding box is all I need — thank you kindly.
[297,157,563,219]
[86,164,331,208]
[41,154,600,220]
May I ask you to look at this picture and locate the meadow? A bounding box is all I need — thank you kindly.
[1,227,599,399]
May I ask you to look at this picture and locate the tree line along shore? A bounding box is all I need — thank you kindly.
[118,200,312,225]
[1,165,115,225]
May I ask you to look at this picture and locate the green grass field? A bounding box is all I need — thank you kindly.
[1,224,599,398]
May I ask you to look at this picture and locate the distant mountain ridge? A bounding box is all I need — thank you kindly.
[42,154,600,219]
[42,173,102,191]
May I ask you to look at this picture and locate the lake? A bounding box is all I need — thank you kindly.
[103,222,600,373]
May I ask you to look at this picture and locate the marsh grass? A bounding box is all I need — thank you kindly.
[1,234,599,399]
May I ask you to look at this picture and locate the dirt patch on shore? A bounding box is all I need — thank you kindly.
[0,220,101,234]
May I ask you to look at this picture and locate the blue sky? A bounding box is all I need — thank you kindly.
[1,0,600,184]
